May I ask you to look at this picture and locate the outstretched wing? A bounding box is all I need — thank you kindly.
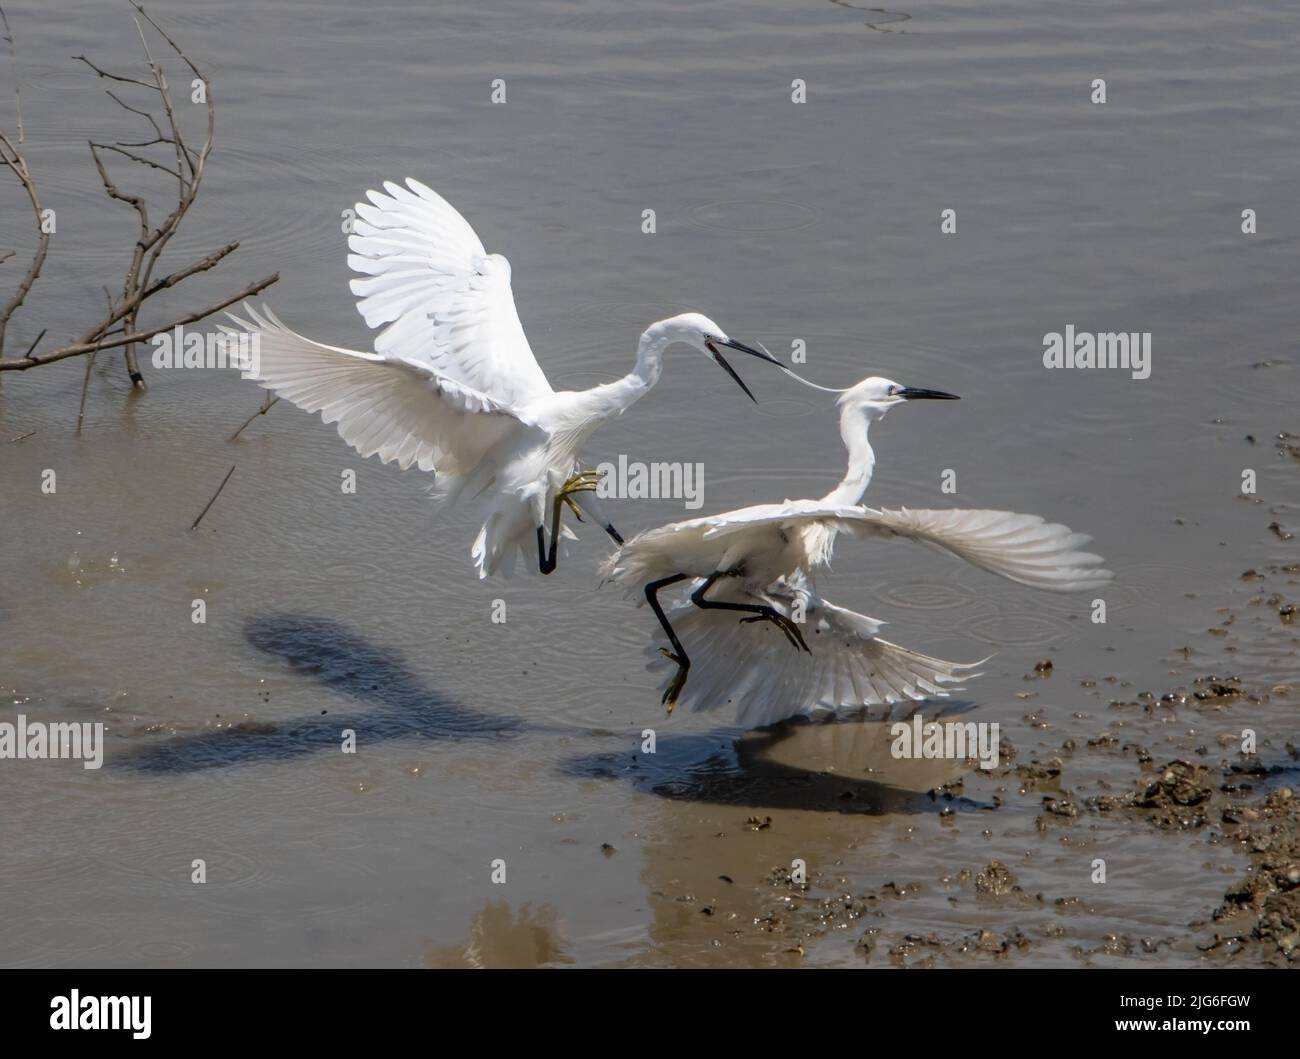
[646,578,978,728]
[599,500,862,593]
[223,303,536,477]
[849,507,1113,591]
[347,178,554,408]
[698,499,866,539]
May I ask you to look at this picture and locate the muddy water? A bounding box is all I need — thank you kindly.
[1,0,1297,966]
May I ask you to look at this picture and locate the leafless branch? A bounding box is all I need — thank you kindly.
[0,3,278,384]
[189,464,236,531]
[76,351,97,433]
[228,393,279,441]
[0,272,278,370]
[0,6,46,352]
[21,327,44,358]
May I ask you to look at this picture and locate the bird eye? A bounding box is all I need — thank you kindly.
[887,384,901,396]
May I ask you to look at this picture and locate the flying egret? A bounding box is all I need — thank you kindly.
[221,177,781,578]
[601,376,1114,723]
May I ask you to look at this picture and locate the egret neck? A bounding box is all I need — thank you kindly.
[576,323,672,423]
[820,397,881,506]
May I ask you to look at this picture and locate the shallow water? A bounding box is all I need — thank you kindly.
[1,0,1297,966]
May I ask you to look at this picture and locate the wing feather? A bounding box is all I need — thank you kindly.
[645,579,978,727]
[849,507,1113,592]
[699,500,865,539]
[346,177,553,407]
[223,302,534,477]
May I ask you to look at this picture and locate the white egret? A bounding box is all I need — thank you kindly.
[601,376,1113,723]
[222,178,781,578]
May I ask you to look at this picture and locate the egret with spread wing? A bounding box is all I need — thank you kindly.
[223,178,779,578]
[601,376,1113,724]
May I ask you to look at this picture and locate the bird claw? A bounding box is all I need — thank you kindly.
[740,612,811,653]
[558,469,603,499]
[550,469,604,526]
[659,648,688,713]
[662,680,683,714]
[556,470,604,521]
[562,494,586,521]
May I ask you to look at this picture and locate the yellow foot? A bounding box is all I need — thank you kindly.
[558,469,603,520]
[740,611,811,653]
[659,648,689,713]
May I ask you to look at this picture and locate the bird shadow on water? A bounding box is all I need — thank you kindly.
[121,614,527,773]
[559,700,992,816]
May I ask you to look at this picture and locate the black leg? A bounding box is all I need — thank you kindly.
[536,525,555,575]
[689,574,811,653]
[537,472,603,576]
[537,481,573,575]
[645,574,691,710]
[563,484,620,544]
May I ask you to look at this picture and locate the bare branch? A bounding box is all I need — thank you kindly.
[78,241,241,347]
[104,88,165,140]
[91,140,182,180]
[76,351,97,433]
[189,464,236,531]
[73,53,155,90]
[228,393,279,441]
[0,5,277,383]
[76,289,114,434]
[21,327,44,357]
[0,5,24,144]
[0,272,278,370]
[0,129,50,354]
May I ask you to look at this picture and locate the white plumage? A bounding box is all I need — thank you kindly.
[224,178,780,578]
[646,572,982,728]
[348,179,552,407]
[602,375,1113,725]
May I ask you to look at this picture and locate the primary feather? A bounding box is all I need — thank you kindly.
[347,178,554,407]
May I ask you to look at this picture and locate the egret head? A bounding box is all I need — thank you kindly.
[838,376,960,416]
[652,312,783,403]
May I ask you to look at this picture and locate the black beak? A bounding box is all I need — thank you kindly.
[896,386,960,401]
[714,337,783,366]
[705,338,783,404]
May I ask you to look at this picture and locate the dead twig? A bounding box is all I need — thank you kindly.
[21,327,44,358]
[0,3,278,380]
[0,274,278,370]
[189,464,235,531]
[76,289,114,434]
[228,392,279,441]
[0,7,49,356]
[76,351,97,433]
